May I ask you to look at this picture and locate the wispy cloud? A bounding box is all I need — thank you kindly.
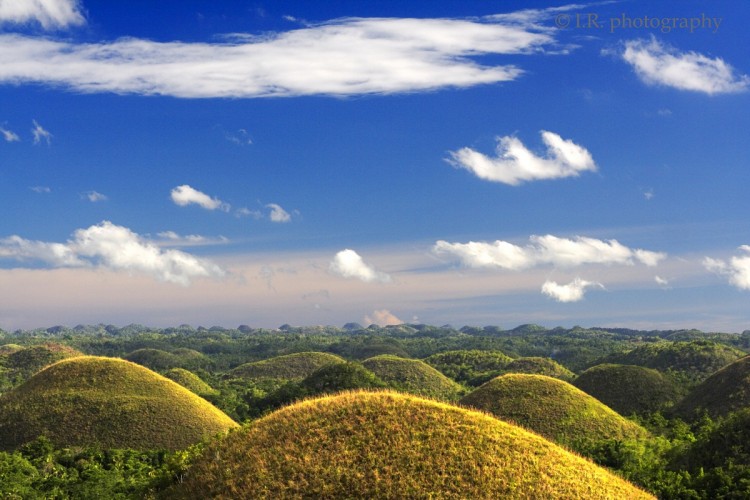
[433,235,665,270]
[330,249,392,283]
[226,128,253,145]
[30,186,51,193]
[170,185,230,211]
[83,191,107,202]
[0,126,20,142]
[0,0,85,29]
[156,231,229,247]
[0,221,225,286]
[447,131,597,185]
[31,119,52,145]
[235,207,263,219]
[621,37,749,95]
[704,246,750,290]
[266,203,291,223]
[0,15,554,98]
[541,277,603,302]
[655,275,670,288]
[364,309,403,326]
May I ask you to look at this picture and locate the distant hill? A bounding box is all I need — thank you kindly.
[0,356,237,451]
[599,340,745,385]
[460,374,648,452]
[168,391,653,499]
[124,348,211,371]
[574,364,683,416]
[424,350,513,386]
[362,355,464,400]
[503,357,575,381]
[2,343,83,382]
[163,368,218,397]
[673,355,750,420]
[228,352,346,380]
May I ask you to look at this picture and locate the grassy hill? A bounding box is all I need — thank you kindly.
[672,355,750,420]
[169,391,653,499]
[362,355,464,400]
[228,352,346,380]
[599,340,745,386]
[0,356,237,451]
[424,349,513,386]
[503,356,575,381]
[4,343,82,379]
[574,364,683,416]
[460,374,648,451]
[163,367,218,397]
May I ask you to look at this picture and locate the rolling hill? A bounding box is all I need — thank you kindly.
[0,356,237,451]
[672,355,750,420]
[503,356,575,381]
[362,355,464,400]
[168,391,653,499]
[228,352,346,380]
[424,349,513,386]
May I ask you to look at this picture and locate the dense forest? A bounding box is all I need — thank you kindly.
[2,322,750,498]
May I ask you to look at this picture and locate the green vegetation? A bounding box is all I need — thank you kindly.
[362,355,465,400]
[574,364,683,416]
[460,374,648,453]
[424,349,513,386]
[123,348,182,371]
[163,368,218,397]
[169,391,653,499]
[3,343,82,380]
[503,356,575,381]
[673,355,750,420]
[228,351,346,380]
[0,356,237,451]
[600,340,745,386]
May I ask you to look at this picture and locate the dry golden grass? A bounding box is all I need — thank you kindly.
[228,351,346,380]
[170,390,653,499]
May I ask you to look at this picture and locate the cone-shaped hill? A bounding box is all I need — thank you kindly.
[0,356,237,451]
[600,340,744,385]
[673,355,750,420]
[361,355,464,400]
[228,352,346,380]
[4,343,82,380]
[164,368,218,397]
[460,374,648,451]
[168,391,653,499]
[503,356,575,381]
[574,364,683,416]
[424,350,513,386]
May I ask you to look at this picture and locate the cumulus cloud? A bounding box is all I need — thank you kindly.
[0,221,225,285]
[0,15,554,98]
[0,0,85,29]
[1,126,19,142]
[266,203,291,223]
[330,249,392,283]
[31,119,52,145]
[541,277,603,303]
[83,191,107,202]
[448,131,597,185]
[704,246,750,290]
[170,185,229,211]
[433,235,665,270]
[621,37,749,95]
[364,309,403,326]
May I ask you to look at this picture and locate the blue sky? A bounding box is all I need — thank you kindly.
[1,0,749,331]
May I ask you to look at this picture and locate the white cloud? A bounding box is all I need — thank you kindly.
[364,309,403,326]
[0,0,85,29]
[655,275,670,288]
[235,207,262,219]
[0,221,225,286]
[704,246,750,290]
[541,277,603,303]
[621,37,749,95]
[83,191,107,202]
[170,185,229,211]
[31,119,52,145]
[266,203,291,223]
[330,249,392,283]
[0,15,553,98]
[1,126,19,142]
[156,231,229,246]
[30,186,50,193]
[447,131,597,185]
[433,235,665,270]
[226,128,252,145]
